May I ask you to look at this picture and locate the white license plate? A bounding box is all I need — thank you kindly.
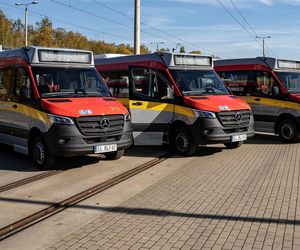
[94,144,117,153]
[231,134,247,142]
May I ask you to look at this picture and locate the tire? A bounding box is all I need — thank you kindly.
[278,119,299,143]
[105,149,124,160]
[224,141,243,149]
[31,136,55,170]
[172,128,197,156]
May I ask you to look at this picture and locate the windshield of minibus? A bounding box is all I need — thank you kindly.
[275,71,300,94]
[31,67,111,98]
[170,70,229,96]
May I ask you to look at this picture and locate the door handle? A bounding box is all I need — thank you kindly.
[254,98,260,101]
[12,104,17,109]
[132,101,143,106]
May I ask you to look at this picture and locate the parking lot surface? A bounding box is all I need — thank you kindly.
[42,135,300,250]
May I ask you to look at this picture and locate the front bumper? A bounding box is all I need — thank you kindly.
[188,116,255,145]
[43,122,132,157]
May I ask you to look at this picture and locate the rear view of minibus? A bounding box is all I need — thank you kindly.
[215,57,300,142]
[95,52,254,155]
[0,46,132,169]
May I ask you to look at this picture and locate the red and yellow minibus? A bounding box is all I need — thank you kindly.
[94,52,254,155]
[0,46,132,169]
[215,57,300,142]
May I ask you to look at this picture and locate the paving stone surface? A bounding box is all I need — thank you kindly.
[49,136,300,249]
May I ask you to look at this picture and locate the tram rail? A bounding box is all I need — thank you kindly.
[0,170,63,193]
[0,152,172,240]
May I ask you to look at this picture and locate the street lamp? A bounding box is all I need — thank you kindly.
[151,42,164,52]
[256,35,271,57]
[15,1,39,46]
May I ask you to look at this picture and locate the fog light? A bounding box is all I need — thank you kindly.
[57,138,69,145]
[203,129,213,135]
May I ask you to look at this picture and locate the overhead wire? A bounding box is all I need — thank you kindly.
[229,0,277,57]
[215,0,276,58]
[91,0,231,57]
[0,1,128,40]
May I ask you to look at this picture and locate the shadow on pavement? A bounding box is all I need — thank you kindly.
[0,143,101,172]
[245,133,286,145]
[1,196,298,226]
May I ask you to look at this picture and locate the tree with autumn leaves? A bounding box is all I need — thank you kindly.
[0,9,150,54]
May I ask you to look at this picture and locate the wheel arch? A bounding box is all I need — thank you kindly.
[167,120,192,143]
[28,127,44,156]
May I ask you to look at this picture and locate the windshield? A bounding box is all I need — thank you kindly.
[170,69,229,96]
[31,67,111,98]
[275,71,300,94]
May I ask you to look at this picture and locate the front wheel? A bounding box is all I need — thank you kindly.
[173,128,197,156]
[224,141,243,149]
[278,119,299,143]
[31,136,55,170]
[104,149,124,160]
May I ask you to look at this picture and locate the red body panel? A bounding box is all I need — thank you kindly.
[214,64,271,72]
[41,98,128,118]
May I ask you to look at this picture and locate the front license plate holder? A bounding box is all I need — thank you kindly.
[231,134,247,142]
[94,144,117,153]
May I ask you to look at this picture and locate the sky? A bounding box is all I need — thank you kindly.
[1,0,300,59]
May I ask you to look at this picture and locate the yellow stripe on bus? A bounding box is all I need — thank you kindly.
[245,96,300,111]
[129,100,195,117]
[0,101,50,125]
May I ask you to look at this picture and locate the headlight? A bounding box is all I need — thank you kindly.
[124,113,131,121]
[192,109,216,119]
[48,114,74,125]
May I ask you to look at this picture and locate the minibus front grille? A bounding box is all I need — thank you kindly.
[218,110,251,127]
[76,115,124,135]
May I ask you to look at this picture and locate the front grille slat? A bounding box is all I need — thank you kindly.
[77,115,124,135]
[218,110,251,127]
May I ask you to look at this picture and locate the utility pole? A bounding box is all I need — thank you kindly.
[151,42,164,52]
[134,0,140,54]
[15,1,39,46]
[256,35,271,57]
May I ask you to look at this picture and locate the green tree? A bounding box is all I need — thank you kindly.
[12,18,24,47]
[190,50,201,54]
[179,46,185,53]
[32,18,54,47]
[0,9,14,48]
[158,48,170,52]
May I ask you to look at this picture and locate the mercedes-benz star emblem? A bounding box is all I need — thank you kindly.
[234,112,242,122]
[99,118,110,129]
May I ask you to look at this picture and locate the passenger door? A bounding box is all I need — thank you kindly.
[129,67,175,145]
[5,67,35,154]
[249,71,281,133]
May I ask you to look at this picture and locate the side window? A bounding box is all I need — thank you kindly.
[219,71,258,96]
[255,71,280,97]
[131,68,174,101]
[0,67,14,101]
[100,71,129,98]
[12,68,33,102]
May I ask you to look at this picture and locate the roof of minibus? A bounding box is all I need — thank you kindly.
[94,52,213,69]
[0,46,94,66]
[214,57,277,69]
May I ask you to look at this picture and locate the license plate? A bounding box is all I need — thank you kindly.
[231,134,247,142]
[94,144,117,153]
